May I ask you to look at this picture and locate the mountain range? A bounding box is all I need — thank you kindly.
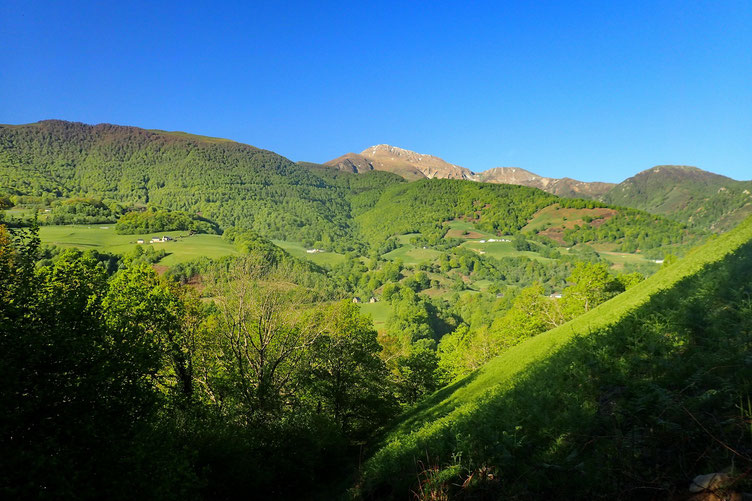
[1,120,750,235]
[325,144,752,230]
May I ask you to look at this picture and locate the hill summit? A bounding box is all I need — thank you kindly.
[325,144,475,181]
[325,145,614,197]
[603,164,752,231]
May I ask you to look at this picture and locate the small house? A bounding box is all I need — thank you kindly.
[549,293,563,299]
[352,297,361,304]
[163,235,173,242]
[151,237,161,243]
[369,297,378,303]
[136,239,145,244]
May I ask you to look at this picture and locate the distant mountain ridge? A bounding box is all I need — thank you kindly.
[325,145,752,232]
[477,167,615,198]
[325,145,614,198]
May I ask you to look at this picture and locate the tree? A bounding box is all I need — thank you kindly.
[562,262,622,317]
[207,254,323,421]
[306,301,397,438]
[0,226,189,499]
[394,339,440,404]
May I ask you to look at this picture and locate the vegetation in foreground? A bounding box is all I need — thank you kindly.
[358,216,752,499]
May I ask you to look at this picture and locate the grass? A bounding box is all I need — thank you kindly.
[522,204,616,233]
[597,250,659,270]
[4,207,38,217]
[460,240,552,262]
[358,301,392,331]
[383,243,443,266]
[38,225,239,265]
[444,219,497,239]
[271,240,346,267]
[361,215,752,493]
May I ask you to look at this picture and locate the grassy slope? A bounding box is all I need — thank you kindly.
[271,239,346,267]
[361,216,752,494]
[39,225,239,264]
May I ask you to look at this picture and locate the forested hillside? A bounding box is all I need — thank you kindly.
[2,121,703,255]
[357,179,698,251]
[603,165,752,232]
[0,121,401,251]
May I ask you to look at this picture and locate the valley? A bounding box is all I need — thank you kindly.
[1,120,750,500]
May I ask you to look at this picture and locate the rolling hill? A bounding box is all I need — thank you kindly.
[356,179,698,252]
[0,120,401,251]
[602,164,752,232]
[1,121,701,256]
[358,214,752,498]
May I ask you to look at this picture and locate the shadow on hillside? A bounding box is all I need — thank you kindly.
[366,241,752,499]
[390,371,481,435]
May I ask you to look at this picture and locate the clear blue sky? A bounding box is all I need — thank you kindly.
[2,1,750,182]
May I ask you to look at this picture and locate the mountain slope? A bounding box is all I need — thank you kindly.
[359,215,752,498]
[603,165,752,231]
[0,120,399,250]
[321,152,377,174]
[325,145,613,198]
[479,167,615,198]
[356,179,697,252]
[325,145,474,181]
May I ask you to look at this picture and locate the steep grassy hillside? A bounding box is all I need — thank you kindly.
[603,165,752,232]
[0,121,396,250]
[359,216,752,499]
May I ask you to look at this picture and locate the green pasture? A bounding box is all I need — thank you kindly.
[598,250,659,270]
[460,240,552,262]
[383,244,443,266]
[444,219,497,239]
[271,240,346,267]
[396,233,421,244]
[38,225,239,265]
[358,301,392,331]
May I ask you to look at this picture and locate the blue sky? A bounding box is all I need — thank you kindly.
[1,1,750,182]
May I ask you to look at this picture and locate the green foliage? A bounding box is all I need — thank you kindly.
[115,207,219,234]
[394,339,440,405]
[307,301,398,438]
[0,225,399,499]
[0,121,397,251]
[0,226,194,499]
[49,197,123,224]
[359,215,752,499]
[356,179,557,243]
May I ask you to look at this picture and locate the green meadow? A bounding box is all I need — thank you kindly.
[358,300,392,331]
[271,240,346,267]
[383,244,443,266]
[38,225,239,265]
[460,239,552,261]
